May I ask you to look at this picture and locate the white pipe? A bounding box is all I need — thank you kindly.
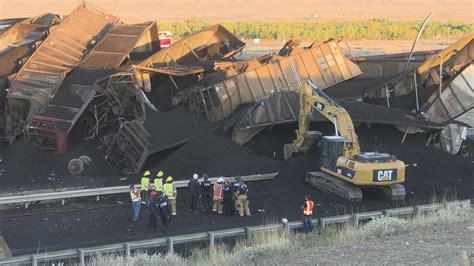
[403,11,435,72]
[414,71,419,112]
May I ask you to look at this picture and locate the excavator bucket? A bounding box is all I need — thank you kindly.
[283,143,294,160]
[284,131,321,160]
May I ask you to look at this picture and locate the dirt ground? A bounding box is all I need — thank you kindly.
[0,0,472,22]
[248,210,474,265]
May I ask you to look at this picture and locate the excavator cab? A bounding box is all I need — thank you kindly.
[320,136,345,172]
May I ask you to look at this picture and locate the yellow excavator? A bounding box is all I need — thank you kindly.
[284,81,406,201]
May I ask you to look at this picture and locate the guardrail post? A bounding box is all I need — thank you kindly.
[124,243,131,257]
[96,195,100,202]
[283,222,290,233]
[61,199,65,205]
[78,248,85,266]
[168,238,174,254]
[319,218,326,230]
[32,254,38,266]
[208,232,215,248]
[245,227,252,239]
[353,214,359,227]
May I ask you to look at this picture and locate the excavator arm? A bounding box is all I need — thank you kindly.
[284,80,361,159]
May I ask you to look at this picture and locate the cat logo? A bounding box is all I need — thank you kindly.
[373,169,397,182]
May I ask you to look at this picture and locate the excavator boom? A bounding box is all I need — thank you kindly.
[283,80,406,201]
[284,80,360,159]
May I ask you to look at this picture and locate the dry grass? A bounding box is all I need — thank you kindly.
[89,201,471,265]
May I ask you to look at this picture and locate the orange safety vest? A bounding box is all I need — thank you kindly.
[213,183,223,201]
[303,200,314,216]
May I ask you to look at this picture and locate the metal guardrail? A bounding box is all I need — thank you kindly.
[384,206,414,217]
[0,173,278,207]
[0,199,470,265]
[319,214,352,230]
[353,211,383,227]
[415,203,445,214]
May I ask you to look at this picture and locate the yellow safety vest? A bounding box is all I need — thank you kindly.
[163,183,176,199]
[154,178,163,192]
[141,177,150,191]
[130,190,140,202]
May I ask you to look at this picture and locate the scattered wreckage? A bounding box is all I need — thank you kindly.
[0,3,472,174]
[341,33,474,154]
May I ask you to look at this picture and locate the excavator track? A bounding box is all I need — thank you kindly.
[306,171,406,201]
[381,184,406,201]
[305,171,363,202]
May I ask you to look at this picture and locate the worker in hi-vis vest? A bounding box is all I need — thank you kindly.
[140,171,151,204]
[163,176,177,216]
[130,185,141,221]
[154,170,164,193]
[302,195,315,233]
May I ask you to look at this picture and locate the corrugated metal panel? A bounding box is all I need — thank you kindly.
[425,63,474,124]
[7,4,117,121]
[195,39,362,122]
[232,92,442,145]
[139,24,245,68]
[81,21,155,69]
[417,32,473,77]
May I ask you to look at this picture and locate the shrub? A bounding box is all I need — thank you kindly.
[155,20,473,41]
[358,216,408,238]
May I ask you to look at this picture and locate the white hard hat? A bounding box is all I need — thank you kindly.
[193,173,199,179]
[217,177,224,183]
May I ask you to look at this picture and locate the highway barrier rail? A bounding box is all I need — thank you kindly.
[0,173,278,208]
[0,199,469,265]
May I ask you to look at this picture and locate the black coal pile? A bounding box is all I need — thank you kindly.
[143,106,213,152]
[0,129,121,191]
[1,117,473,205]
[1,121,473,257]
[153,130,283,178]
[355,124,474,200]
[249,122,474,200]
